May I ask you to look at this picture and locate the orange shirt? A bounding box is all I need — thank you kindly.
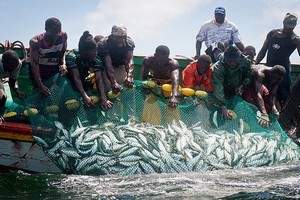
[182,62,213,92]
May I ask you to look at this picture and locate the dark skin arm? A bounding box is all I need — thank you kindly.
[123,50,134,87]
[255,36,269,65]
[69,68,93,107]
[8,78,25,99]
[169,59,180,108]
[254,71,267,114]
[103,55,123,93]
[195,40,202,60]
[294,36,300,56]
[29,37,49,96]
[58,33,68,75]
[94,70,113,110]
[141,57,150,80]
[29,33,68,96]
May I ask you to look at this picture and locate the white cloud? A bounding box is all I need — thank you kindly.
[85,0,205,39]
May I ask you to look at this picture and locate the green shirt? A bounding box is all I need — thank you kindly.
[212,54,253,106]
[66,49,104,81]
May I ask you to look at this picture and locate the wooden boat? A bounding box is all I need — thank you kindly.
[0,40,299,173]
[0,122,62,173]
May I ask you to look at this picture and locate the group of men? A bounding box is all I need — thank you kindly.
[0,7,299,133]
[193,7,300,132]
[142,7,299,130]
[141,7,297,130]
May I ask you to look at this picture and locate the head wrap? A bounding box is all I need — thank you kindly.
[78,31,97,52]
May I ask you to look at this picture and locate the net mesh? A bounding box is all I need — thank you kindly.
[3,74,299,175]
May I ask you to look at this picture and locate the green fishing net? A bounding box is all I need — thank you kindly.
[3,72,299,175]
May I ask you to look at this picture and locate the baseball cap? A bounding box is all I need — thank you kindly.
[283,13,298,29]
[215,7,226,15]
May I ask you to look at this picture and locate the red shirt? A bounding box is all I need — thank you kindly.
[182,62,213,92]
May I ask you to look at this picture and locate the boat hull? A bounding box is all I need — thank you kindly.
[0,122,61,173]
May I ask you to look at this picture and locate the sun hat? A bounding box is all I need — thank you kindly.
[111,25,127,36]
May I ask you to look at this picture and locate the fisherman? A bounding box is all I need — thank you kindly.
[242,65,286,127]
[279,74,300,140]
[29,17,68,96]
[195,7,244,60]
[0,50,26,123]
[212,43,253,119]
[94,35,104,43]
[255,13,300,110]
[182,54,213,92]
[142,45,180,108]
[243,45,256,64]
[66,31,113,110]
[97,24,135,93]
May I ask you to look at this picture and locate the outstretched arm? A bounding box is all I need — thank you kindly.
[29,38,50,96]
[254,71,271,127]
[8,78,25,99]
[169,60,180,108]
[141,57,150,80]
[295,36,300,57]
[195,40,202,59]
[69,68,92,107]
[103,55,123,93]
[123,50,134,87]
[94,70,113,110]
[255,35,270,64]
[59,33,68,75]
[254,74,267,114]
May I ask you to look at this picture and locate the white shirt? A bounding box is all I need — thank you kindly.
[0,54,22,80]
[196,19,243,48]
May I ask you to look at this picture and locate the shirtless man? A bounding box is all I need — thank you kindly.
[142,45,180,108]
[243,65,286,127]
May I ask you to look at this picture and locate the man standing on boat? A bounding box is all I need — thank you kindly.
[142,45,180,108]
[195,7,244,60]
[66,31,113,110]
[255,13,300,110]
[212,44,253,119]
[0,50,26,122]
[97,25,135,93]
[29,17,68,96]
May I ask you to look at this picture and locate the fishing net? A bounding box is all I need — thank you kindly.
[3,74,300,175]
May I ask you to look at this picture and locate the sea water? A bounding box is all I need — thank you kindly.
[0,161,299,200]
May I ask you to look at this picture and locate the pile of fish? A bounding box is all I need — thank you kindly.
[33,117,300,175]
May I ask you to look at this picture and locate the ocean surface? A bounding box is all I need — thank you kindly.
[1,161,299,200]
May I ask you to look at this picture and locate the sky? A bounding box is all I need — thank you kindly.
[1,0,300,63]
